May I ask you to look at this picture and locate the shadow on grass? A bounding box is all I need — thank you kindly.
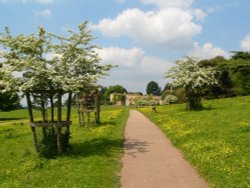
[201,106,227,111]
[0,117,26,121]
[65,138,124,157]
[78,121,117,128]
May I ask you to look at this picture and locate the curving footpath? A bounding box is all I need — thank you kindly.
[120,110,208,188]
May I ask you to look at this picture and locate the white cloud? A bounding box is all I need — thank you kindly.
[188,42,230,59]
[140,0,194,8]
[193,9,206,21]
[93,8,203,49]
[97,47,144,67]
[241,34,250,51]
[33,9,52,19]
[97,47,172,92]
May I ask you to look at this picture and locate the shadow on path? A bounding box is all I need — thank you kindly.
[124,138,151,158]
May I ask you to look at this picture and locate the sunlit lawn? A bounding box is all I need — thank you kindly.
[0,106,129,188]
[139,96,250,188]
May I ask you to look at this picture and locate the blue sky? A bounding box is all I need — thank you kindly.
[1,0,250,93]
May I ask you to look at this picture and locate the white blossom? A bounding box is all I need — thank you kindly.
[0,22,113,93]
[165,56,218,90]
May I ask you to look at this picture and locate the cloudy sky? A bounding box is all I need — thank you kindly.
[1,0,250,93]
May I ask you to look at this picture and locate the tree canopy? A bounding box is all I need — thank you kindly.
[0,21,113,93]
[146,81,161,96]
[231,51,250,60]
[166,57,218,89]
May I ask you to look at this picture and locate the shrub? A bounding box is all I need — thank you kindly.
[163,95,178,105]
[135,99,158,107]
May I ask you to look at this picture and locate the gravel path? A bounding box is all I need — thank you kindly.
[120,110,208,188]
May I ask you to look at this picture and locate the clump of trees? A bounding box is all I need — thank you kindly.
[199,52,250,97]
[163,52,250,110]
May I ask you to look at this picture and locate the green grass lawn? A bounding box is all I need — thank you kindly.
[0,106,129,188]
[138,96,250,188]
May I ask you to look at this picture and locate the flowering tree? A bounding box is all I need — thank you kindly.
[0,21,112,93]
[165,57,218,110]
[0,22,113,154]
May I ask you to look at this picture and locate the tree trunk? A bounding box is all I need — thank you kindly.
[57,92,62,154]
[26,93,39,152]
[185,87,203,111]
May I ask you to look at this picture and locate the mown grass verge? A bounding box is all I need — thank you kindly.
[138,96,250,188]
[0,106,129,188]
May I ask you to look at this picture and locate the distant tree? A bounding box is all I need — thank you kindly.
[231,51,250,60]
[229,59,250,95]
[161,83,172,99]
[146,81,161,96]
[162,83,172,92]
[199,56,234,98]
[127,92,143,95]
[165,57,218,110]
[99,86,107,104]
[0,91,20,111]
[104,85,127,101]
[198,54,250,97]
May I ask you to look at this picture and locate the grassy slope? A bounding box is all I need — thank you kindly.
[0,106,129,188]
[139,96,250,188]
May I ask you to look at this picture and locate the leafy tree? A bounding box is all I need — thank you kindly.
[214,57,250,96]
[199,57,234,98]
[228,59,250,95]
[197,54,250,97]
[104,85,127,102]
[0,21,113,93]
[161,83,173,99]
[165,57,218,110]
[99,86,107,104]
[228,52,250,95]
[162,83,172,92]
[231,51,250,60]
[0,91,20,111]
[146,81,161,96]
[0,22,114,155]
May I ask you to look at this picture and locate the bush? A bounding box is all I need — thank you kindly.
[163,95,178,105]
[135,99,158,107]
[148,100,158,106]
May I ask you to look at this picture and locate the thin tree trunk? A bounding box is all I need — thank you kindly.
[95,92,100,124]
[50,94,55,135]
[57,92,62,154]
[50,95,54,121]
[66,92,72,146]
[26,93,39,152]
[41,94,47,138]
